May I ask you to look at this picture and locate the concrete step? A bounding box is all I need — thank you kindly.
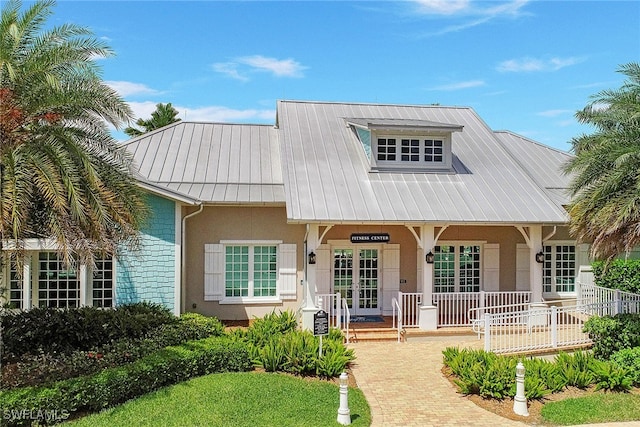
[345,327,405,343]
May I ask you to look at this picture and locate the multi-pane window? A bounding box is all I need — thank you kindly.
[401,139,420,162]
[8,260,22,309]
[434,246,455,293]
[433,245,481,293]
[377,138,397,161]
[92,256,114,308]
[376,136,446,166]
[225,245,277,298]
[543,245,576,293]
[424,139,444,162]
[37,252,79,308]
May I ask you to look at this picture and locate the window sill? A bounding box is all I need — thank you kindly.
[543,292,577,300]
[219,297,283,305]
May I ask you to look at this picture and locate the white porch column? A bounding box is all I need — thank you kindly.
[419,225,437,330]
[529,225,544,304]
[302,224,319,330]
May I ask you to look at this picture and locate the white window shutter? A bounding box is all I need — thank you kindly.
[315,245,331,296]
[279,244,297,300]
[483,243,500,291]
[382,244,400,315]
[515,243,530,291]
[204,244,224,301]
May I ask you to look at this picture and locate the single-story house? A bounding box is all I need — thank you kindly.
[3,100,588,330]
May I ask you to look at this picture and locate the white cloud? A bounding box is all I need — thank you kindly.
[213,55,308,81]
[412,0,531,35]
[537,109,572,117]
[429,80,485,91]
[413,0,470,15]
[127,101,274,124]
[497,56,585,72]
[106,81,159,97]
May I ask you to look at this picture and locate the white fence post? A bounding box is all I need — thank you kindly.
[484,313,491,351]
[615,290,622,315]
[335,292,342,330]
[551,306,558,348]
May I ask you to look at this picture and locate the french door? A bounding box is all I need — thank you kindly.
[332,247,380,315]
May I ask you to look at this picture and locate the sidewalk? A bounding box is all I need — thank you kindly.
[348,336,640,427]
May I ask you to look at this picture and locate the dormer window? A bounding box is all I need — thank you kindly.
[347,117,463,173]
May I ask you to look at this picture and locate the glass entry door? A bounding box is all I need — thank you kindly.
[332,248,380,316]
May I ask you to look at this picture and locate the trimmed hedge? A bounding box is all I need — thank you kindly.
[2,313,226,389]
[1,303,177,361]
[583,313,640,359]
[593,259,640,294]
[0,337,252,426]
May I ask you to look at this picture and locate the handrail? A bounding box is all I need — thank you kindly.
[342,298,350,344]
[392,297,402,342]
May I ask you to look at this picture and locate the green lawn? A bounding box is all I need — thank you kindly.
[67,371,371,427]
[541,393,640,425]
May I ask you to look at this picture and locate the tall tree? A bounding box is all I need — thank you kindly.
[124,103,181,137]
[564,62,640,261]
[0,0,147,265]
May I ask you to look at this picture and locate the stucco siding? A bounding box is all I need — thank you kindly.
[116,193,176,311]
[184,206,306,319]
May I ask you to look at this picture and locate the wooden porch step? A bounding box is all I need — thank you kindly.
[345,327,406,343]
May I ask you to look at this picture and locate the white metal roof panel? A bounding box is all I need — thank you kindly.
[277,100,570,224]
[494,131,573,208]
[124,122,285,204]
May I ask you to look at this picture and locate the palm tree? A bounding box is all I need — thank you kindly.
[564,62,640,261]
[124,103,181,137]
[0,0,147,266]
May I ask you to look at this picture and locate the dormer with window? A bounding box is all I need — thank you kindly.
[347,118,463,173]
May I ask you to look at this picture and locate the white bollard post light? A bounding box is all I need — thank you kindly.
[513,361,529,416]
[337,372,351,425]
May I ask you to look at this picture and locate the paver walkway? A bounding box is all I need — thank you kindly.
[349,336,640,427]
[349,335,525,427]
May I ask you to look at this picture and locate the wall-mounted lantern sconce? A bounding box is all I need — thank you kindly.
[535,251,545,264]
[308,251,316,265]
[426,251,435,264]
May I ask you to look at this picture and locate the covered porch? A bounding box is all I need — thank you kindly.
[302,223,586,331]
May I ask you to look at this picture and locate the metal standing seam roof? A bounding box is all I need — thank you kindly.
[123,122,285,204]
[494,131,574,209]
[276,100,571,224]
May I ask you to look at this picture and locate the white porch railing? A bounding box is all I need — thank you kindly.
[315,293,342,329]
[482,282,640,354]
[392,297,402,342]
[483,304,592,354]
[342,298,350,344]
[433,291,532,327]
[398,292,422,327]
[578,282,640,316]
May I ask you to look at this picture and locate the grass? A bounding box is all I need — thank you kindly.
[541,392,640,425]
[66,371,371,426]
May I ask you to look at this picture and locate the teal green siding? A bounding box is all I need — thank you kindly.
[116,193,176,311]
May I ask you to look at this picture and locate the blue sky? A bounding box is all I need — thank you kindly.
[43,0,640,151]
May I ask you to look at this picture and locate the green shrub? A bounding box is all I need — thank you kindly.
[593,259,640,294]
[554,351,594,389]
[1,303,176,361]
[0,337,252,426]
[245,310,298,348]
[316,339,355,378]
[590,359,632,391]
[583,314,640,359]
[611,347,640,386]
[2,313,225,389]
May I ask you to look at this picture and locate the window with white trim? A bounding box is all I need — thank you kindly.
[375,135,448,168]
[92,256,114,308]
[433,245,481,293]
[225,244,277,298]
[204,242,297,303]
[542,244,576,293]
[8,259,22,309]
[38,252,80,308]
